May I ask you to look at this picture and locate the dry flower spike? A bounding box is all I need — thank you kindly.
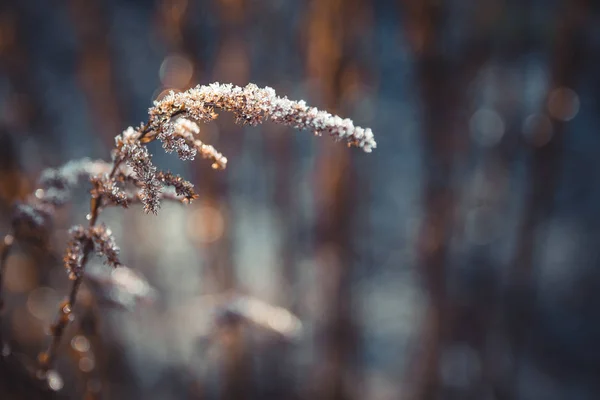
[112,83,375,214]
[0,81,375,383]
[147,82,377,153]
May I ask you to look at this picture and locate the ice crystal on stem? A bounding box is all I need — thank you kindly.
[114,127,204,213]
[158,117,198,160]
[115,129,162,214]
[64,226,88,280]
[91,174,130,208]
[89,224,122,268]
[64,224,122,280]
[155,171,197,202]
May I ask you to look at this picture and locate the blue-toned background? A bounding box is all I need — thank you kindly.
[1,0,599,399]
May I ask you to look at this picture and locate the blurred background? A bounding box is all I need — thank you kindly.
[0,0,599,399]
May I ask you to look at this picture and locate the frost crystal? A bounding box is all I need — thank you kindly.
[117,136,161,214]
[64,224,122,279]
[12,159,113,233]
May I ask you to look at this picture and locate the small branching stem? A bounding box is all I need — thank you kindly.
[38,159,123,374]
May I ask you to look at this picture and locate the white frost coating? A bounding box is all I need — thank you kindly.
[150,82,377,153]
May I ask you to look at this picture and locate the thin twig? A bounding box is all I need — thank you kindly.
[38,159,123,373]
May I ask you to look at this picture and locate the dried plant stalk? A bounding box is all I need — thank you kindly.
[0,82,376,385]
[1,159,112,359]
[146,82,376,153]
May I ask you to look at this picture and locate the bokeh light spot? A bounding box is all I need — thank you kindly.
[79,357,95,373]
[159,54,194,89]
[469,108,505,147]
[187,204,225,244]
[46,370,64,391]
[26,287,58,321]
[522,114,553,147]
[71,335,91,353]
[547,86,579,121]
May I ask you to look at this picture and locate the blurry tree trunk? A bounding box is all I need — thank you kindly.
[263,113,297,400]
[502,0,588,398]
[68,0,123,147]
[305,0,371,399]
[0,3,59,165]
[258,3,301,399]
[399,1,492,399]
[0,5,61,398]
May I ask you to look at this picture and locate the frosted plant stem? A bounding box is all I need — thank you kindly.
[37,159,123,374]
